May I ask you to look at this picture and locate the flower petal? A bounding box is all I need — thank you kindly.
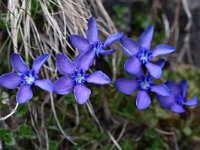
[152,44,175,57]
[184,97,198,106]
[115,78,138,95]
[178,80,188,97]
[138,25,154,50]
[74,84,91,104]
[124,56,143,78]
[70,35,90,52]
[120,36,139,56]
[86,71,111,85]
[99,49,116,56]
[170,104,185,113]
[53,76,74,95]
[34,79,53,92]
[75,50,95,72]
[166,81,181,96]
[16,84,33,104]
[0,73,21,89]
[155,59,165,68]
[145,62,162,79]
[86,17,98,43]
[157,95,176,109]
[32,54,49,74]
[136,91,151,110]
[151,84,170,96]
[104,32,124,48]
[56,53,75,75]
[11,53,29,73]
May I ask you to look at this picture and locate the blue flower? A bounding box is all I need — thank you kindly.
[157,80,198,113]
[0,53,53,104]
[69,17,123,65]
[120,25,175,79]
[53,53,111,104]
[115,74,170,110]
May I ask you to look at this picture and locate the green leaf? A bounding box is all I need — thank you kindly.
[15,104,29,117]
[64,94,76,105]
[4,132,15,146]
[183,127,192,136]
[49,140,59,150]
[0,129,9,139]
[17,124,35,139]
[0,129,15,146]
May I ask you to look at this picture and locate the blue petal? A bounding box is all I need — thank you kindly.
[75,50,95,72]
[145,62,162,79]
[184,97,198,106]
[56,53,75,75]
[86,17,98,43]
[124,56,143,78]
[70,35,90,52]
[138,25,154,50]
[151,84,170,96]
[152,44,175,57]
[155,59,165,68]
[103,32,124,48]
[53,76,74,95]
[157,95,176,109]
[74,84,91,104]
[166,81,181,96]
[34,79,53,92]
[86,71,111,85]
[0,73,21,89]
[99,49,116,56]
[11,53,29,73]
[16,84,33,104]
[136,91,151,110]
[178,80,188,97]
[115,78,138,95]
[32,54,49,74]
[120,36,139,56]
[170,104,185,113]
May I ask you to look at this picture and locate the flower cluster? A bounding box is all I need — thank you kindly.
[0,17,198,114]
[115,25,198,113]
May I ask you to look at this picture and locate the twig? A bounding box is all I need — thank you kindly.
[155,128,175,135]
[73,104,80,129]
[86,101,103,132]
[178,0,193,64]
[0,103,18,121]
[50,93,76,145]
[110,121,129,150]
[108,132,122,150]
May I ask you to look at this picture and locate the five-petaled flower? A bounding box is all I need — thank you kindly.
[157,80,198,113]
[0,53,53,104]
[69,17,124,67]
[115,73,170,110]
[120,25,175,79]
[53,53,111,104]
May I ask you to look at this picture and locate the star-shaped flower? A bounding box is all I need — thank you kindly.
[115,73,170,110]
[69,17,123,66]
[0,53,53,104]
[121,25,175,79]
[53,53,111,104]
[157,80,198,113]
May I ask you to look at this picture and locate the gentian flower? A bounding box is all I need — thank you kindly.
[157,80,198,113]
[69,17,123,64]
[115,73,170,110]
[53,53,111,104]
[0,53,53,104]
[120,25,175,79]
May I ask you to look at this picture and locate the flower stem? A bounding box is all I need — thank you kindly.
[0,103,19,121]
